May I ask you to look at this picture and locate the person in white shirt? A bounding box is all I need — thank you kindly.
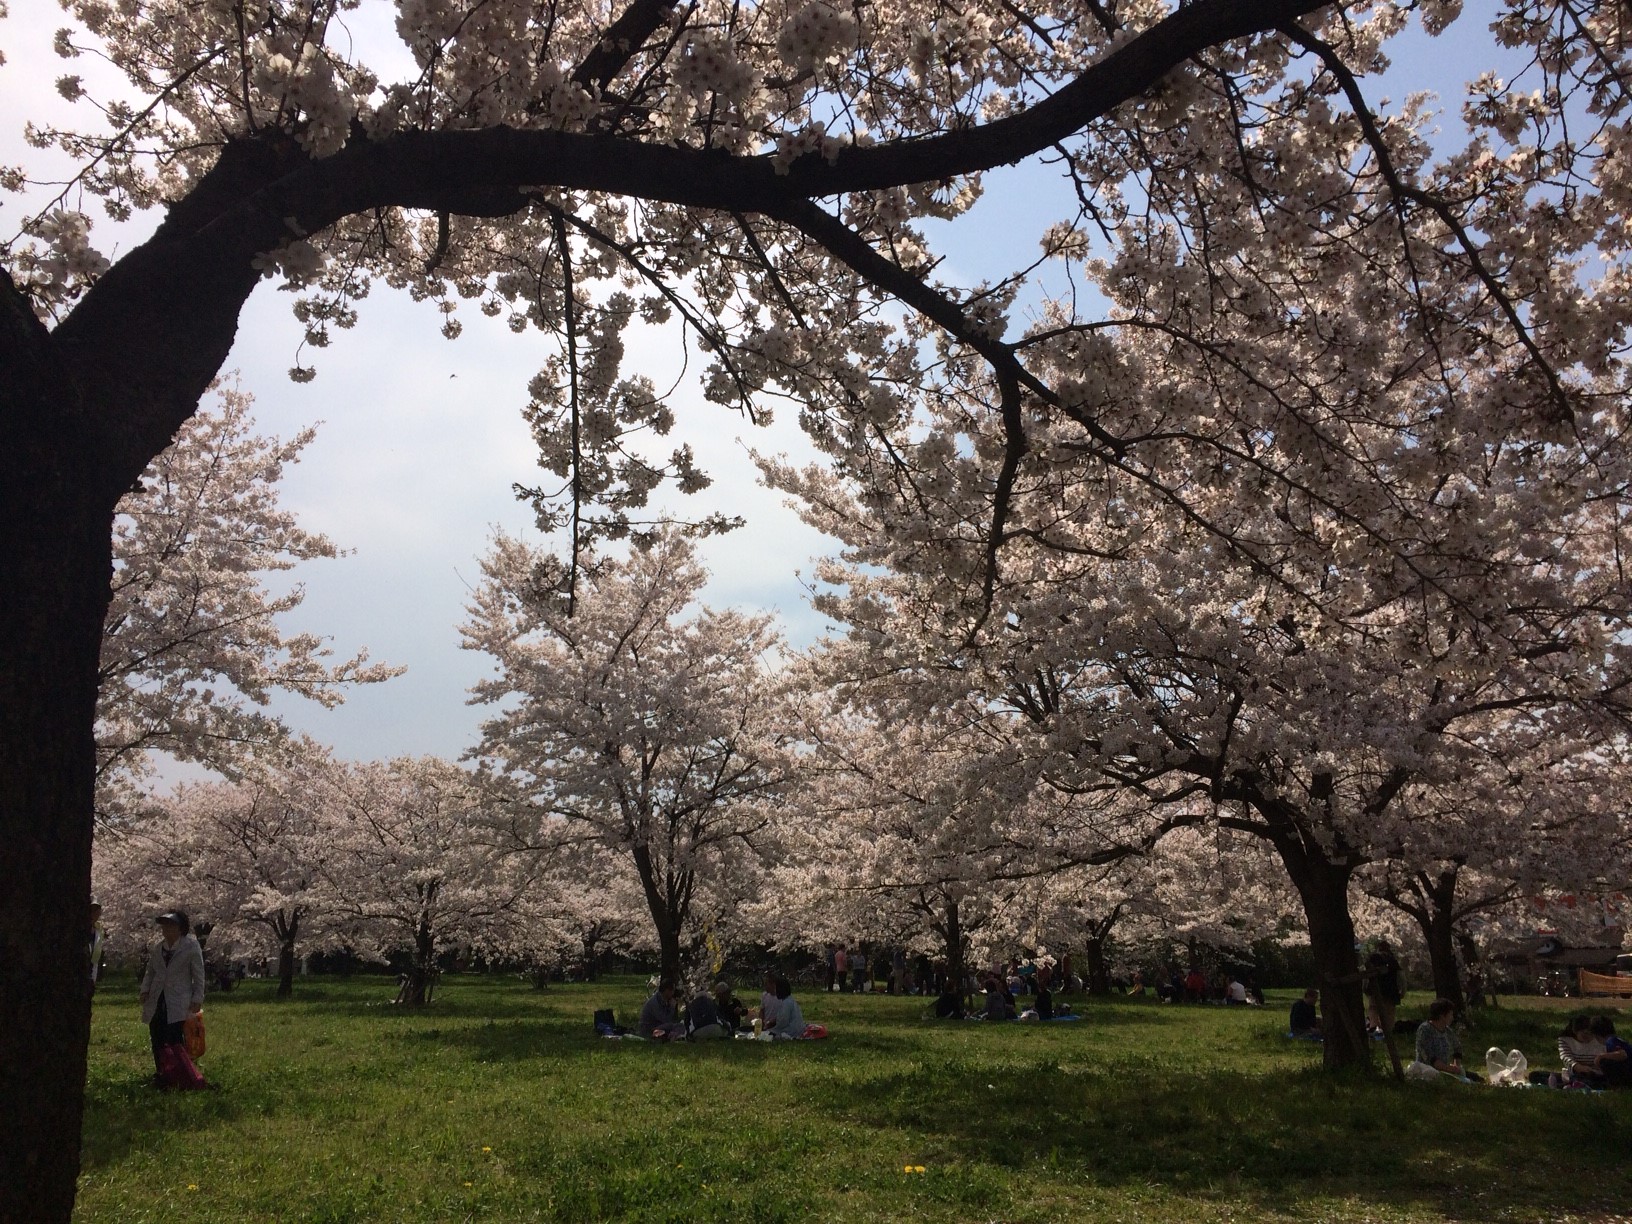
[757,970,782,1031]
[765,976,807,1039]
[139,910,206,1075]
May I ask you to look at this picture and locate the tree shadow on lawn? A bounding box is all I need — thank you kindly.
[79,1063,250,1174]
[806,1060,1632,1220]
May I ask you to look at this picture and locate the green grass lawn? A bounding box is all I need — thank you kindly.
[77,975,1631,1222]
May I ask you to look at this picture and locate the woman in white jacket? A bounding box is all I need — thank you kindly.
[140,910,205,1074]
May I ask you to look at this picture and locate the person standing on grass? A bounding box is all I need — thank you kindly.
[87,900,105,996]
[851,946,868,993]
[140,910,205,1077]
[833,945,847,993]
[1364,940,1404,1034]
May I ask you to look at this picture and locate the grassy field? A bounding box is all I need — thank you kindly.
[76,975,1631,1223]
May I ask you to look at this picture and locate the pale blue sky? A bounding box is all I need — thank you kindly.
[0,2,1521,769]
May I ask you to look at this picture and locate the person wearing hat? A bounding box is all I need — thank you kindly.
[139,910,206,1076]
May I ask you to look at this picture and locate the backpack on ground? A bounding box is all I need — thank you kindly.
[593,1008,628,1037]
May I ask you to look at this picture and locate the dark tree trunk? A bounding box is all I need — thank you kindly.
[1413,872,1466,1016]
[655,922,683,986]
[943,896,965,996]
[0,280,125,1224]
[630,843,686,985]
[1273,838,1371,1072]
[1084,937,1112,995]
[402,922,437,1006]
[276,916,299,999]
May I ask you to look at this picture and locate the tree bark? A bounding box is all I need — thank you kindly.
[0,302,121,1222]
[1273,838,1371,1072]
[942,896,965,997]
[276,914,300,1000]
[1084,937,1113,995]
[402,920,437,1006]
[1413,872,1466,1016]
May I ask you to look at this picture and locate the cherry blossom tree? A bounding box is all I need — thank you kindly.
[773,663,1194,992]
[2,0,1629,1212]
[464,530,787,983]
[1361,735,1632,1013]
[95,759,342,998]
[310,754,550,1004]
[97,384,397,819]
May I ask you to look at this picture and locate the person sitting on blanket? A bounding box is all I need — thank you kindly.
[1033,982,1056,1020]
[1289,988,1322,1039]
[1412,998,1467,1078]
[686,984,730,1040]
[1559,1015,1608,1086]
[1589,1016,1632,1087]
[983,977,1015,1021]
[756,970,781,1030]
[933,983,964,1018]
[765,976,807,1039]
[711,980,748,1033]
[638,980,683,1040]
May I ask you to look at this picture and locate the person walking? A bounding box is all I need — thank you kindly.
[140,910,206,1079]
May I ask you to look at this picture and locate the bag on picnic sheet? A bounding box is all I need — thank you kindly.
[800,1023,829,1040]
[1485,1047,1527,1086]
[156,1042,208,1091]
[183,1011,206,1059]
[1404,1059,1451,1083]
[593,1008,629,1037]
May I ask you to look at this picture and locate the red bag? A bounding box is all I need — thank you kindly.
[156,1042,207,1090]
[183,1012,206,1059]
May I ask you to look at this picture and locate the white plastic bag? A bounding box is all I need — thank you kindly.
[1485,1047,1528,1085]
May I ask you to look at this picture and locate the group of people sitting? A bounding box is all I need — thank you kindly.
[1155,965,1263,1005]
[931,974,1072,1022]
[636,973,810,1042]
[1290,990,1632,1090]
[1558,1014,1632,1088]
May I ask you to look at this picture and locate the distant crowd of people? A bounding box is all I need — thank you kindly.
[1147,964,1264,1006]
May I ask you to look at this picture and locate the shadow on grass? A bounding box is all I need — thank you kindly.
[802,1056,1632,1220]
[80,1065,249,1173]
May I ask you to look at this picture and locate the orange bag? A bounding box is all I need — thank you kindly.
[183,1011,206,1059]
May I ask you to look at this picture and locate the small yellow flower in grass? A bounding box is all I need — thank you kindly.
[902,1166,927,1174]
[186,1185,199,1192]
[463,1181,473,1188]
[482,1146,492,1153]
